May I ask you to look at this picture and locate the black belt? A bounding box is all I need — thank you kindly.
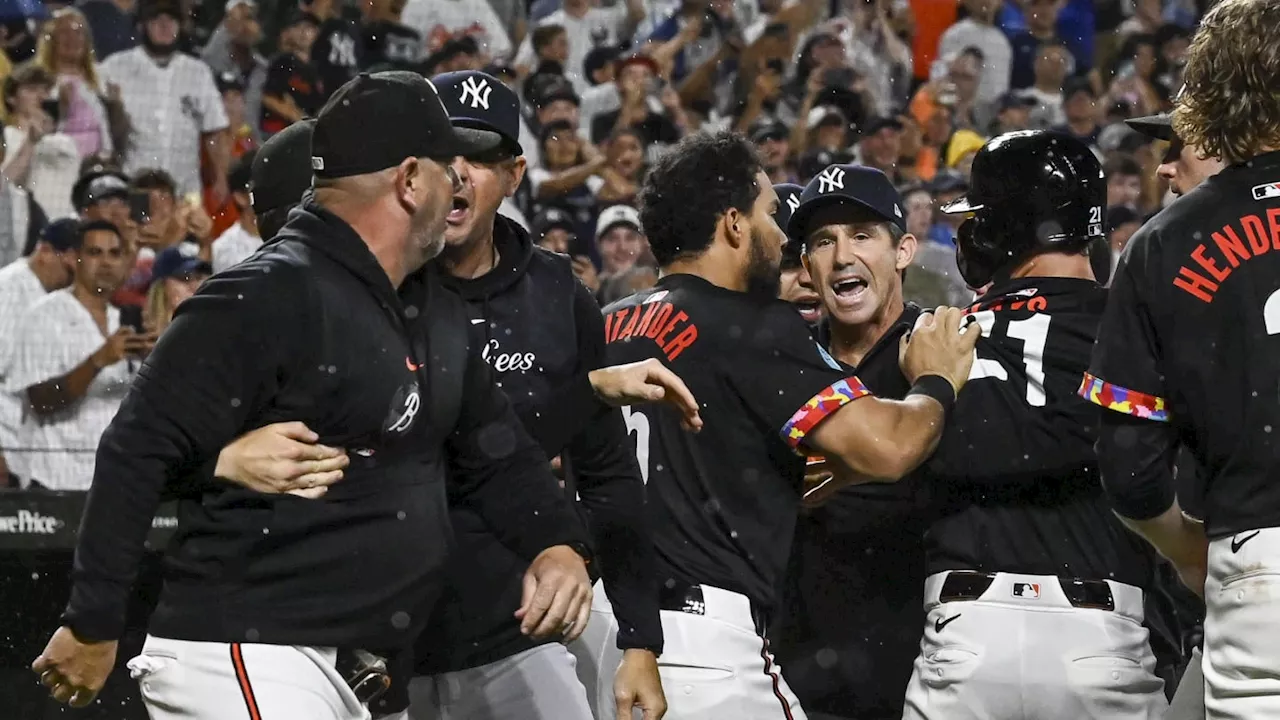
[939,571,1117,612]
[658,581,770,636]
[335,649,390,705]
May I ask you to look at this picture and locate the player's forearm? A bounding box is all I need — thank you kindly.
[62,401,183,641]
[1097,411,1178,520]
[516,373,607,456]
[814,394,946,483]
[449,420,589,559]
[572,416,663,653]
[587,499,662,652]
[1118,502,1207,571]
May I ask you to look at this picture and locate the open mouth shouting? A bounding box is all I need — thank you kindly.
[447,195,471,226]
[829,273,870,311]
[791,293,823,324]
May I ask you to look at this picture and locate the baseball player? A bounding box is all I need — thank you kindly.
[802,131,1166,720]
[199,72,702,720]
[401,69,667,720]
[1082,1,1280,716]
[779,166,935,720]
[248,118,317,240]
[773,183,824,328]
[1126,112,1225,200]
[573,130,980,719]
[1117,102,1234,720]
[31,72,596,719]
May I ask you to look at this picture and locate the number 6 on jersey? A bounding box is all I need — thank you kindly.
[622,405,651,484]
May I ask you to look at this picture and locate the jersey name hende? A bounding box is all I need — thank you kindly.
[1173,208,1280,303]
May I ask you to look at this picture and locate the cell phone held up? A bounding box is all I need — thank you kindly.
[129,190,151,225]
[40,98,60,125]
[822,67,857,91]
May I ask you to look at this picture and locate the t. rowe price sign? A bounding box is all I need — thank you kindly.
[0,492,178,551]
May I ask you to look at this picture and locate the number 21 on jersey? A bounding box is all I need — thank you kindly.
[622,405,651,484]
[966,310,1051,406]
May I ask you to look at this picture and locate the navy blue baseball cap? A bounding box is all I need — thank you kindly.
[38,218,81,253]
[774,182,804,267]
[772,183,803,240]
[150,246,212,286]
[788,164,906,241]
[434,70,524,156]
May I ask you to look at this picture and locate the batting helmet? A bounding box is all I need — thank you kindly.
[942,130,1106,288]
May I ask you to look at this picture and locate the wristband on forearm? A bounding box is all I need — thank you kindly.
[907,374,956,416]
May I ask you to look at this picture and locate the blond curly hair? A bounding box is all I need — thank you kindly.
[1172,0,1280,164]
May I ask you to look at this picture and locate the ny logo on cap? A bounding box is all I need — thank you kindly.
[786,193,801,213]
[460,76,493,111]
[817,166,845,194]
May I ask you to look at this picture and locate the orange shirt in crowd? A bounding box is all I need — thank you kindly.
[909,0,958,80]
[203,124,257,238]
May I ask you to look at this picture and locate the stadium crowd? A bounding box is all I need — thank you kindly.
[0,0,1213,492]
[0,0,1219,714]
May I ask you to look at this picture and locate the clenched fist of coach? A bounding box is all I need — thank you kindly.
[589,359,703,432]
[32,627,117,708]
[899,307,980,395]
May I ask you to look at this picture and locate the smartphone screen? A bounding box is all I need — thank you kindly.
[40,98,61,125]
[119,305,145,334]
[129,191,151,224]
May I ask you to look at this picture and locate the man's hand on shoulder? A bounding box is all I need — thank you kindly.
[589,359,703,432]
[899,307,980,395]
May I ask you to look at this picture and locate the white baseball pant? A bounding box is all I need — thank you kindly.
[570,580,807,720]
[401,643,593,720]
[901,571,1167,720]
[1203,526,1280,720]
[1165,647,1204,720]
[128,635,370,720]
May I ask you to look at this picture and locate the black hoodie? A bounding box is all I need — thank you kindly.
[63,202,584,653]
[414,214,662,673]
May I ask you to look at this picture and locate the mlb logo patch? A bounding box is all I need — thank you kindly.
[1012,582,1041,599]
[1252,182,1280,201]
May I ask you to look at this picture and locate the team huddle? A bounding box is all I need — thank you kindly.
[26,0,1280,718]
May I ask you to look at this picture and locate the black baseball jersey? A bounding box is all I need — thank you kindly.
[1087,151,1280,538]
[924,276,1154,589]
[602,274,860,612]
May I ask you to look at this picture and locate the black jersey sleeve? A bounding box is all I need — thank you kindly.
[62,261,311,641]
[564,281,662,653]
[1081,248,1171,424]
[513,284,611,457]
[1081,248,1180,519]
[723,302,870,454]
[446,340,589,561]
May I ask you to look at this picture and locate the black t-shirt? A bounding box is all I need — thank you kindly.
[311,17,362,102]
[924,276,1154,588]
[776,304,928,719]
[1087,150,1280,538]
[602,274,862,612]
[261,52,325,135]
[361,20,422,70]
